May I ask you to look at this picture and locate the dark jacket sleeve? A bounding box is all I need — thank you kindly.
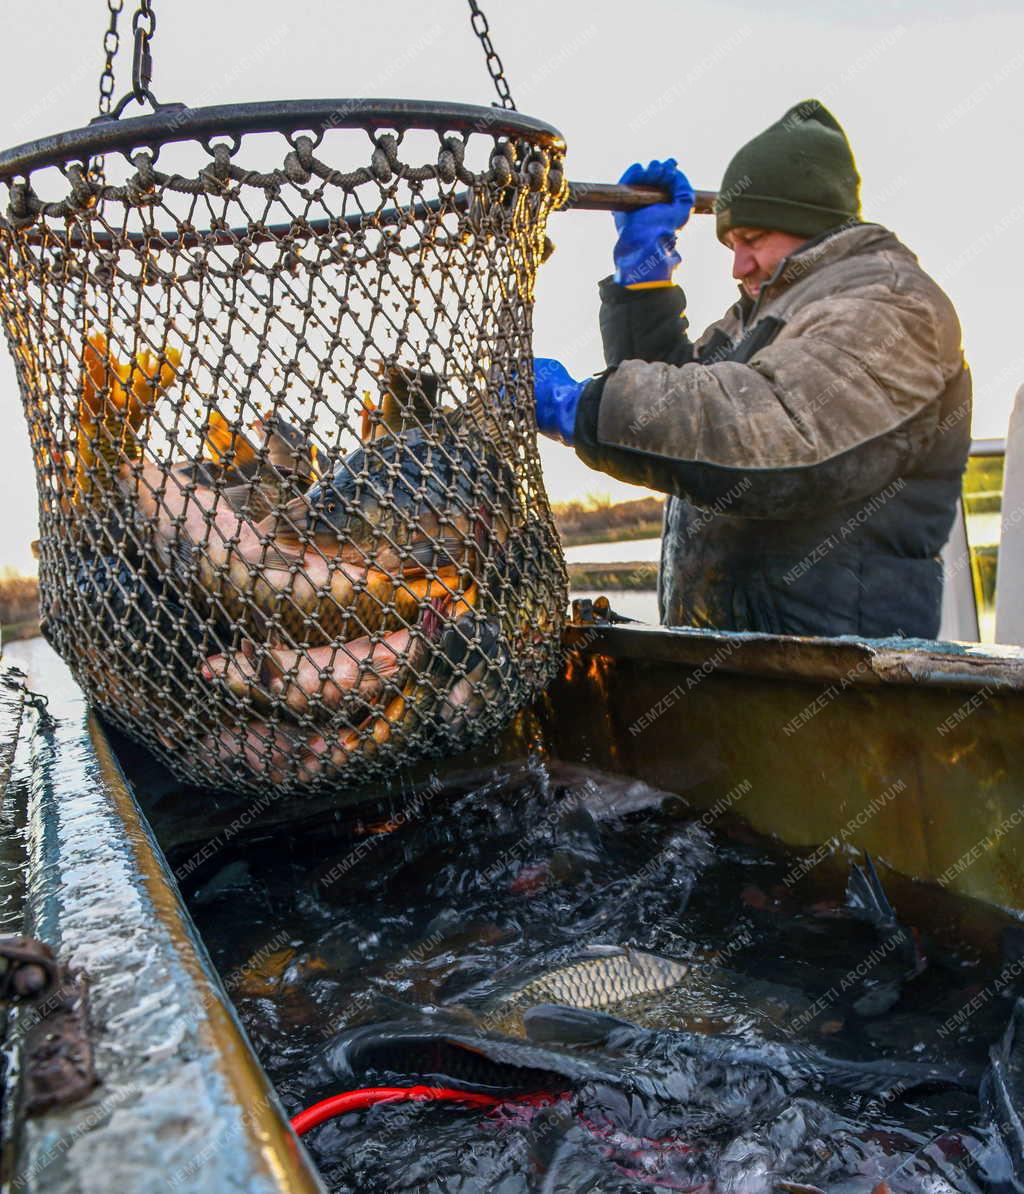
[598,276,698,368]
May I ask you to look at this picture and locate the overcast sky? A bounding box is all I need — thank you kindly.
[0,0,1021,572]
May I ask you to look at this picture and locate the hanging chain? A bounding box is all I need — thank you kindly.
[92,2,155,181]
[465,1,516,110]
[131,1,156,102]
[98,0,124,116]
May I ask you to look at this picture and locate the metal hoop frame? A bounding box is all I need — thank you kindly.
[0,99,565,183]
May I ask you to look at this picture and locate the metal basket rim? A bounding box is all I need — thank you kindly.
[0,98,566,182]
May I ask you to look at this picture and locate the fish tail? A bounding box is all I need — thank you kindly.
[129,342,181,417]
[76,332,132,500]
[204,408,257,468]
[845,854,896,925]
[80,334,111,417]
[847,853,924,976]
[982,998,1024,1178]
[813,1051,981,1096]
[522,1005,639,1050]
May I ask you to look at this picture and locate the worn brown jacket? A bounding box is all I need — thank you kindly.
[574,223,972,638]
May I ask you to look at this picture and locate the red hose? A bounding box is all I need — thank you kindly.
[291,1085,506,1136]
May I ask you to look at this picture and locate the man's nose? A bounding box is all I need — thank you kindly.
[732,246,755,279]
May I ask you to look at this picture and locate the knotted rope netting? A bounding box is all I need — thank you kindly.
[0,100,568,792]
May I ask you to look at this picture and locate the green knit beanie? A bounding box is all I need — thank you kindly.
[715,100,861,243]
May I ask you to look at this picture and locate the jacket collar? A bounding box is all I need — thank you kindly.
[735,222,902,324]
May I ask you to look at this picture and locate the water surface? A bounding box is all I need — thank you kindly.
[179,759,1017,1192]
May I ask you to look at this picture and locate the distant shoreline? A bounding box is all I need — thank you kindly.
[553,495,664,548]
[568,562,657,591]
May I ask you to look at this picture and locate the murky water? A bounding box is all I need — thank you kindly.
[176,759,1019,1192]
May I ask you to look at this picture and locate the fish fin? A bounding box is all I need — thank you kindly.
[128,343,180,423]
[205,409,258,468]
[401,537,471,572]
[218,481,271,518]
[574,943,629,959]
[81,333,113,418]
[982,998,1024,1177]
[523,1004,636,1049]
[168,536,196,581]
[845,854,896,926]
[360,991,433,1023]
[254,414,318,480]
[429,614,501,685]
[256,647,285,695]
[848,854,925,978]
[429,1002,479,1028]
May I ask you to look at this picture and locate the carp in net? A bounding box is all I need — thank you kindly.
[0,100,569,793]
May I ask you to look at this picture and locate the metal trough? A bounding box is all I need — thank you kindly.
[2,619,1023,1188]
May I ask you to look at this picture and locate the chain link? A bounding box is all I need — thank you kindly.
[131,1,156,100]
[98,0,124,116]
[465,0,516,110]
[93,0,125,182]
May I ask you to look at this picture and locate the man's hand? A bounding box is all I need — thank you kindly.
[613,158,695,287]
[533,357,587,446]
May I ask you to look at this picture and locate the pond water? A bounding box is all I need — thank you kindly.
[177,758,1020,1193]
[563,538,663,564]
[571,590,659,624]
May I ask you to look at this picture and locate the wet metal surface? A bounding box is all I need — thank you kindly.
[2,641,324,1194]
[540,625,1024,912]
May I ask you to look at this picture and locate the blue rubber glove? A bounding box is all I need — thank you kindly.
[613,158,695,287]
[533,357,587,446]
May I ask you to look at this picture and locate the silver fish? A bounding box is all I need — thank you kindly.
[478,945,690,1035]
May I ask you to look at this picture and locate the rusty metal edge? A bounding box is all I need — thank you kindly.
[563,622,1024,694]
[6,657,326,1194]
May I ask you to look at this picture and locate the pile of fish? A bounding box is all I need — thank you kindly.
[58,333,554,784]
[179,759,1024,1191]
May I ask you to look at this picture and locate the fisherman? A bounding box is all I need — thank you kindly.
[533,100,972,638]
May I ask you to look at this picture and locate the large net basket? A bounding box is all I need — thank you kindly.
[0,99,569,794]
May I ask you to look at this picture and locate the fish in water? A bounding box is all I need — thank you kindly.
[980,996,1024,1188]
[744,855,925,1026]
[844,854,925,980]
[310,1007,984,1194]
[311,1016,622,1099]
[522,1004,983,1098]
[310,1002,978,1161]
[542,763,689,822]
[472,945,691,1036]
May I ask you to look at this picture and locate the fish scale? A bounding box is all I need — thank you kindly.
[502,949,691,1014]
